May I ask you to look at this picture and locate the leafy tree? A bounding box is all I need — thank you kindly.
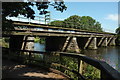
[92,22,103,32]
[116,26,120,34]
[2,1,67,31]
[80,16,95,30]
[63,15,81,29]
[80,16,102,32]
[116,26,120,46]
[50,20,64,27]
[51,15,103,32]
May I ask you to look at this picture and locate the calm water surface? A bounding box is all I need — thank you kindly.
[34,43,120,72]
[83,46,120,72]
[34,43,45,59]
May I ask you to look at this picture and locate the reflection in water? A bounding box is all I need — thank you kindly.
[83,46,120,72]
[34,43,45,59]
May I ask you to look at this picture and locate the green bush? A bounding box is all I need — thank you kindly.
[83,64,100,80]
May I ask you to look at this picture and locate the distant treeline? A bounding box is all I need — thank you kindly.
[50,15,103,32]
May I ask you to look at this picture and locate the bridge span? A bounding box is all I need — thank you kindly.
[3,21,117,52]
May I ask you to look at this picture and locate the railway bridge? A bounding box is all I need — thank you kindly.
[3,21,116,52]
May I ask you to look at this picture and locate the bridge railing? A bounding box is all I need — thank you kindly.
[2,47,120,80]
[7,16,50,24]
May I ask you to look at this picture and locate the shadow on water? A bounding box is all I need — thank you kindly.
[83,46,120,72]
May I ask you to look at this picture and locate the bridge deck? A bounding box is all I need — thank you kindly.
[2,59,69,80]
[13,21,115,35]
[3,21,116,37]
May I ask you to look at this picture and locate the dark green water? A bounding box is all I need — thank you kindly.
[34,43,120,72]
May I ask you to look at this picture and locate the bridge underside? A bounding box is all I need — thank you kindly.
[6,35,116,53]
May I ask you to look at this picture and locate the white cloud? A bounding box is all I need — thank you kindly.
[105,14,118,21]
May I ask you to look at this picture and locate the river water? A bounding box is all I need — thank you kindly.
[34,43,45,59]
[83,46,120,72]
[34,42,120,72]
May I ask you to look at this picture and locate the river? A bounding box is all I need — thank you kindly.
[83,46,120,72]
[34,42,120,72]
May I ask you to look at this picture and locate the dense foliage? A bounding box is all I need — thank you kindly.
[50,15,103,32]
[116,26,120,46]
[116,26,120,34]
[2,1,67,31]
[34,37,45,44]
[50,20,64,27]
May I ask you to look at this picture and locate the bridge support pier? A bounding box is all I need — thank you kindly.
[61,37,73,52]
[23,36,34,50]
[62,37,80,53]
[102,37,108,47]
[87,37,97,49]
[108,37,116,46]
[98,37,108,47]
[98,37,105,47]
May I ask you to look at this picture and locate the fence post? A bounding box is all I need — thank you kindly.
[78,58,83,74]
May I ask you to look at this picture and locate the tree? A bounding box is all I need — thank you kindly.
[116,26,120,34]
[53,15,103,32]
[63,15,81,29]
[116,26,120,46]
[79,16,102,32]
[50,20,64,27]
[2,1,67,31]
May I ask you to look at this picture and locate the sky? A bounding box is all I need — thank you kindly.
[47,2,118,33]
[7,2,119,33]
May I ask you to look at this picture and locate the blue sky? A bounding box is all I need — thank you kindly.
[47,2,118,33]
[8,2,118,33]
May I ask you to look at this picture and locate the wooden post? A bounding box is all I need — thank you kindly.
[78,58,83,74]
